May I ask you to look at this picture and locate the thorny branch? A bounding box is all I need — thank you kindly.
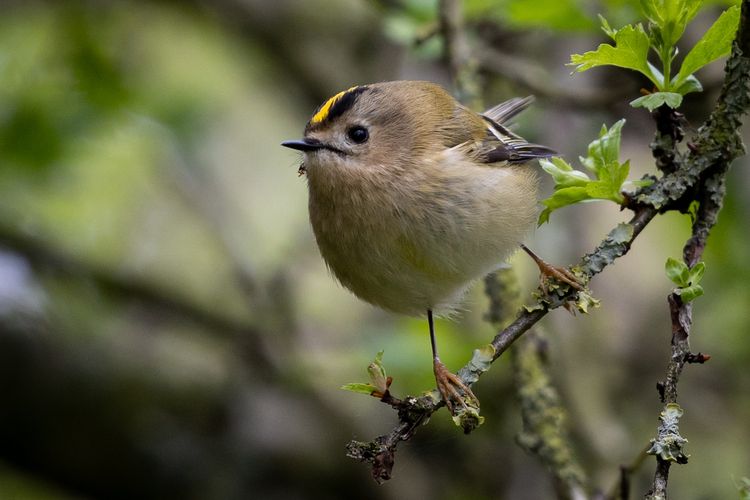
[347,0,750,486]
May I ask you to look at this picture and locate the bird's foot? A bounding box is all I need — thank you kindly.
[520,244,584,295]
[433,357,479,413]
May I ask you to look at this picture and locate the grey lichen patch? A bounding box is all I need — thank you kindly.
[648,403,690,463]
[457,344,495,385]
[582,223,637,275]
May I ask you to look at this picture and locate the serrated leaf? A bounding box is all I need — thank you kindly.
[675,5,740,88]
[630,91,683,110]
[340,383,377,395]
[665,257,690,286]
[570,22,660,86]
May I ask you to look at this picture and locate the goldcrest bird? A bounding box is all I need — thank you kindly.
[282,80,556,411]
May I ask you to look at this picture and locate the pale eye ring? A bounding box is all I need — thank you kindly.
[347,125,369,144]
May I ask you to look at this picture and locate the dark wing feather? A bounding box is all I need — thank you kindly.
[446,96,556,166]
[482,96,535,125]
[469,114,556,165]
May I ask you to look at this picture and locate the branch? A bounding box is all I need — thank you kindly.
[646,2,750,497]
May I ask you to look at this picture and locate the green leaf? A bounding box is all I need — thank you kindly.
[341,350,390,396]
[340,382,378,395]
[599,14,617,39]
[665,257,690,286]
[689,261,706,284]
[666,259,706,301]
[677,284,704,302]
[584,119,626,174]
[640,0,702,48]
[630,91,683,110]
[570,22,660,87]
[539,120,643,223]
[675,5,741,87]
[671,74,703,95]
[539,186,590,224]
[539,157,591,188]
[367,350,388,393]
[647,61,666,89]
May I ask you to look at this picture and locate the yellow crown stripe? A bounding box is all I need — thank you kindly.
[310,86,359,124]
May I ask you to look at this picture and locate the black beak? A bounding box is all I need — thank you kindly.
[281,138,325,152]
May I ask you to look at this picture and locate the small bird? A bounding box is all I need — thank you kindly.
[282,81,556,412]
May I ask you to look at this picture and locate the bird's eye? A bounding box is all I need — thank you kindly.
[347,126,369,144]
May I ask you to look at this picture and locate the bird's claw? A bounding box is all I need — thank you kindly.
[433,358,479,413]
[520,244,584,295]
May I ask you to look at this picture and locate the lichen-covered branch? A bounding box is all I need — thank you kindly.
[646,2,750,497]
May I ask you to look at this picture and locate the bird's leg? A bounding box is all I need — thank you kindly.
[428,309,478,413]
[520,244,583,293]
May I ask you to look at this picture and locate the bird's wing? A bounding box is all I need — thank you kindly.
[454,113,557,166]
[482,96,535,125]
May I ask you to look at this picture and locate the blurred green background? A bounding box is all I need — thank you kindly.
[0,1,748,498]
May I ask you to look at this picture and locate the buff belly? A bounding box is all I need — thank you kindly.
[307,161,538,316]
